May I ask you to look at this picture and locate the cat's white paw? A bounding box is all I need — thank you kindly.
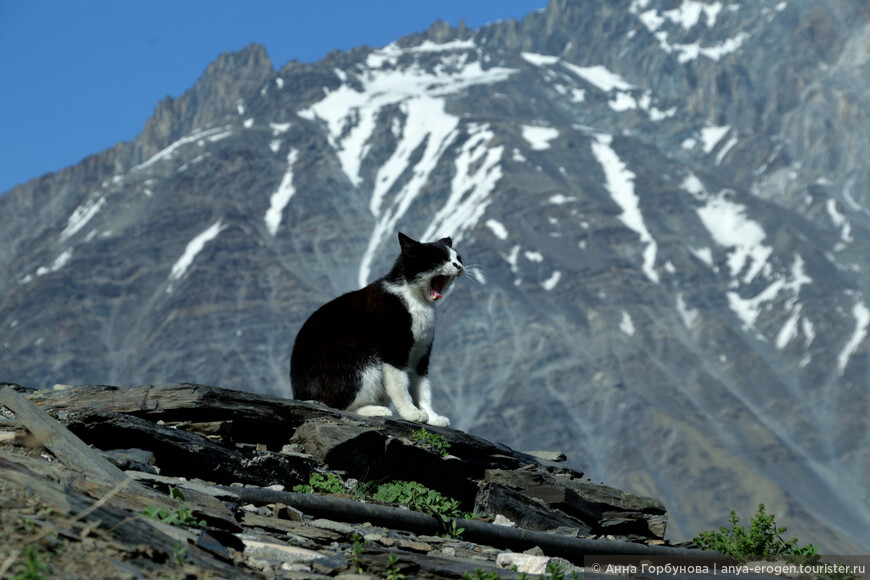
[427,415,450,428]
[399,409,429,423]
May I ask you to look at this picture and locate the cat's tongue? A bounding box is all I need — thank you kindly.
[430,275,449,301]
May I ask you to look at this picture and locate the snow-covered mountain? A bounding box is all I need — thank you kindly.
[2,0,869,551]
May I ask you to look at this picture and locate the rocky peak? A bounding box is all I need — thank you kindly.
[135,43,273,163]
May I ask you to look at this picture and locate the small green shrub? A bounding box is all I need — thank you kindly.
[10,546,51,580]
[385,553,406,580]
[292,472,346,495]
[693,504,816,563]
[350,533,367,573]
[172,539,188,565]
[412,427,451,457]
[372,480,467,520]
[143,487,205,528]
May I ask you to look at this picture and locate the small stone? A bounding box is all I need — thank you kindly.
[311,552,348,574]
[397,539,431,552]
[280,443,306,453]
[310,518,357,534]
[523,546,545,557]
[498,552,550,573]
[272,503,303,521]
[492,514,516,527]
[525,450,567,462]
[549,526,580,537]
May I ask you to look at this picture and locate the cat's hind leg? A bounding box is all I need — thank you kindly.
[347,364,393,418]
[353,405,393,417]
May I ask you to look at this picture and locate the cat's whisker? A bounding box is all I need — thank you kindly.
[463,263,487,286]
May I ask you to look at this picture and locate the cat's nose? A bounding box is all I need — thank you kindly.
[453,262,463,272]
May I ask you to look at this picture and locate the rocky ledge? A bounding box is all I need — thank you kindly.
[0,383,740,579]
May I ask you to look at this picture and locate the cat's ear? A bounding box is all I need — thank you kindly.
[398,232,419,253]
[437,236,453,247]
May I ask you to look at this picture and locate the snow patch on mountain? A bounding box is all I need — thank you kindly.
[560,62,634,92]
[265,149,299,237]
[60,196,106,242]
[521,52,560,67]
[298,43,515,189]
[542,270,561,291]
[168,219,226,286]
[620,311,636,336]
[838,300,870,375]
[676,293,698,329]
[423,124,503,242]
[695,191,769,283]
[35,249,74,277]
[701,125,731,153]
[133,126,233,172]
[521,125,559,150]
[591,134,659,283]
[549,194,575,205]
[826,199,853,244]
[485,219,509,240]
[630,0,749,63]
[410,39,476,53]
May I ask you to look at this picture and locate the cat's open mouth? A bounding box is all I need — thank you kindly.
[429,275,457,301]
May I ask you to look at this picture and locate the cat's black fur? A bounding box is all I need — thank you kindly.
[290,232,462,426]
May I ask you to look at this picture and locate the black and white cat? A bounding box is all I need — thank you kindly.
[290,232,462,427]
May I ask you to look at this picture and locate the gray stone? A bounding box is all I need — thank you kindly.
[474,482,593,535]
[524,451,567,463]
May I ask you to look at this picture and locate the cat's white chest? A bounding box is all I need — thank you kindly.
[385,282,436,346]
[407,296,435,340]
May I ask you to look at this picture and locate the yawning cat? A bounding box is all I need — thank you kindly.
[290,232,462,426]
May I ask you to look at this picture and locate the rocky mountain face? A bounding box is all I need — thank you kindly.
[1,0,869,552]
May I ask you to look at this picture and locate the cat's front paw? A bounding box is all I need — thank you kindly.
[399,409,429,423]
[427,415,450,428]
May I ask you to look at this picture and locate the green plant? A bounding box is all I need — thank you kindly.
[143,487,205,528]
[693,504,816,563]
[444,519,465,539]
[385,553,406,580]
[292,472,346,495]
[373,480,469,520]
[172,539,187,565]
[10,546,51,580]
[372,480,474,538]
[412,427,451,457]
[350,533,367,573]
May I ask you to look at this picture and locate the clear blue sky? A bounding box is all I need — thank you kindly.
[0,1,547,195]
